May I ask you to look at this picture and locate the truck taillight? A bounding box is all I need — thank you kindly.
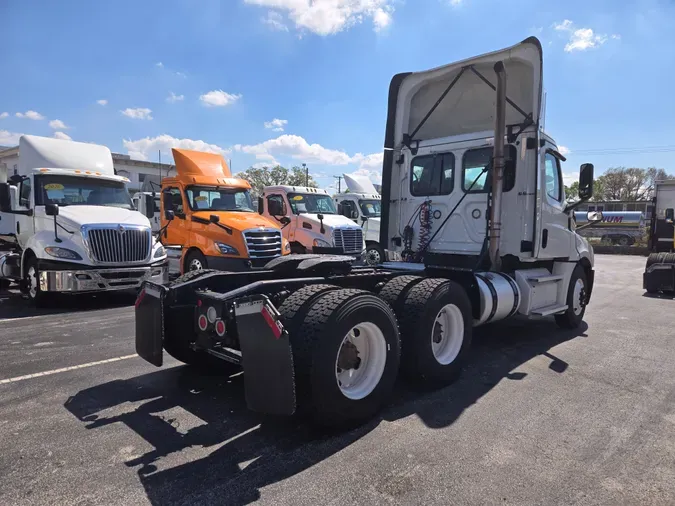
[198,314,208,331]
[206,306,218,323]
[215,319,226,337]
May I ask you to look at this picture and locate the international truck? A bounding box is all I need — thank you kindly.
[333,173,384,265]
[157,148,290,274]
[643,180,675,293]
[0,135,168,305]
[135,37,601,428]
[573,210,645,246]
[258,185,366,260]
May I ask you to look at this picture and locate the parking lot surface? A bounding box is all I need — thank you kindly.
[1,255,674,505]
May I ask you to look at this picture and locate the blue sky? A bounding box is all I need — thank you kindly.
[2,0,674,190]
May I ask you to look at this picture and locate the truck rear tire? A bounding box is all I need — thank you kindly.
[288,288,401,428]
[554,264,588,329]
[378,275,424,314]
[398,278,473,386]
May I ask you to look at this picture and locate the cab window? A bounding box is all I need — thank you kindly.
[462,145,517,193]
[410,153,455,196]
[163,187,184,216]
[544,152,563,202]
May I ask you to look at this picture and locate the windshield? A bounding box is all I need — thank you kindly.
[36,175,133,209]
[359,199,381,217]
[288,193,336,215]
[186,186,254,212]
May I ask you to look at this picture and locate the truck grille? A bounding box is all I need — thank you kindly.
[85,226,151,264]
[244,229,282,261]
[334,228,363,254]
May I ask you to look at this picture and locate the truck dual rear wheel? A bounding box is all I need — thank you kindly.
[281,287,401,428]
[554,265,588,329]
[397,278,473,386]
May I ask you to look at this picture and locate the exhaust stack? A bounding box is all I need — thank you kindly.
[489,61,507,271]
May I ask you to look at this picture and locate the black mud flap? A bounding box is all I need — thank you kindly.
[135,282,165,367]
[644,265,675,293]
[234,295,296,416]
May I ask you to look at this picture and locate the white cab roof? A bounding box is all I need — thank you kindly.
[19,135,115,176]
[343,173,379,195]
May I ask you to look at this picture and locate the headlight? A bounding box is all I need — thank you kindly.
[283,241,291,253]
[44,247,82,260]
[153,245,166,258]
[313,238,331,248]
[216,242,239,255]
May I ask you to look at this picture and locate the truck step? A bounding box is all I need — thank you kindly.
[527,274,564,283]
[531,304,568,316]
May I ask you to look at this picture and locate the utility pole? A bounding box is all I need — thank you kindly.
[303,163,308,186]
[333,175,342,193]
[158,150,162,185]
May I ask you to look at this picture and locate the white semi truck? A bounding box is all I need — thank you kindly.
[333,173,384,265]
[258,185,366,259]
[134,37,602,428]
[0,135,168,305]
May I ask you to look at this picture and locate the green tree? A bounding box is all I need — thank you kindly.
[234,165,319,196]
[594,166,674,201]
[564,181,579,201]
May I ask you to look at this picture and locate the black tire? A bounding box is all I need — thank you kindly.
[365,243,385,266]
[290,242,307,255]
[288,289,401,428]
[184,250,208,272]
[554,264,588,329]
[23,256,51,308]
[618,236,630,246]
[646,253,666,268]
[378,275,424,315]
[398,278,473,386]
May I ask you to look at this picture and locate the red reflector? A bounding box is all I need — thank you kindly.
[135,289,146,309]
[261,306,282,339]
[215,319,226,336]
[198,314,208,331]
[197,299,202,307]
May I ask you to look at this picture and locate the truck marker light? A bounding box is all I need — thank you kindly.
[215,319,226,336]
[198,314,209,331]
[207,306,217,323]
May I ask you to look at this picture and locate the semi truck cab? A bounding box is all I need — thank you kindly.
[259,185,366,259]
[159,148,290,273]
[0,135,167,304]
[334,173,384,265]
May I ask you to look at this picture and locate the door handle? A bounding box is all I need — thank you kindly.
[542,228,548,248]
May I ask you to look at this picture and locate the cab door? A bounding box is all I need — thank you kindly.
[161,186,188,246]
[535,147,571,258]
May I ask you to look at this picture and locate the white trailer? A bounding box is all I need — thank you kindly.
[333,173,384,265]
[258,185,366,260]
[0,135,168,305]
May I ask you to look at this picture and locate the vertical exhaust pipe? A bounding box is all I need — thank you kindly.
[489,61,507,271]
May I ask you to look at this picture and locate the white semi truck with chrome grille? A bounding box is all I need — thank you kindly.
[0,135,168,305]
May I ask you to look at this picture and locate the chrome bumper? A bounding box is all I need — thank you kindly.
[39,265,168,293]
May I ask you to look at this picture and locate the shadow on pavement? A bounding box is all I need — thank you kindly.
[64,317,587,505]
[0,289,136,320]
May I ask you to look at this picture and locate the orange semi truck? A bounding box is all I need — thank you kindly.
[159,148,290,273]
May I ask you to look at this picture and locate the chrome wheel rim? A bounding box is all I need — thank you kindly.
[335,322,387,400]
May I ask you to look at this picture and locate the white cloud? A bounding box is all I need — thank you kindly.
[558,145,570,156]
[447,0,462,5]
[156,62,164,68]
[167,92,184,103]
[97,99,108,106]
[53,131,72,141]
[263,10,289,31]
[121,107,153,120]
[175,71,187,78]
[244,0,395,36]
[123,134,230,161]
[563,172,579,187]
[15,110,45,120]
[49,119,69,130]
[553,19,616,52]
[199,90,242,107]
[264,118,288,132]
[0,112,8,119]
[0,130,23,146]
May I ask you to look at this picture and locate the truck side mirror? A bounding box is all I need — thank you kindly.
[336,202,343,214]
[257,196,263,215]
[280,216,291,226]
[666,208,674,223]
[164,209,175,221]
[578,163,594,200]
[141,194,154,219]
[162,191,174,211]
[0,183,10,212]
[587,210,603,223]
[45,203,59,216]
[351,210,359,219]
[209,214,220,223]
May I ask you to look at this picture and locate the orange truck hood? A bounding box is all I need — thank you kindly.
[192,210,282,233]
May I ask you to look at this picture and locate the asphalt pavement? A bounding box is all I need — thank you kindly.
[1,255,675,505]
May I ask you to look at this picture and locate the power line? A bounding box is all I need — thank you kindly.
[568,144,675,156]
